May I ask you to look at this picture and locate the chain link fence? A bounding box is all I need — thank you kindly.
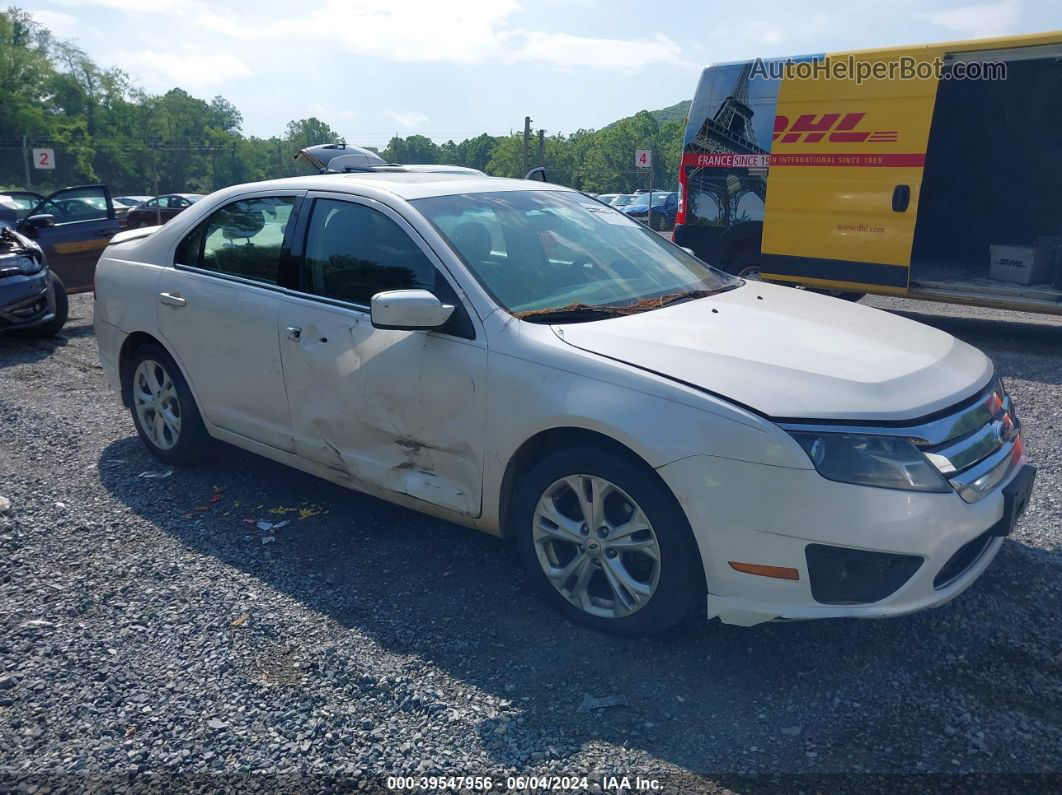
[1,140,681,235]
[0,136,302,196]
[544,168,679,232]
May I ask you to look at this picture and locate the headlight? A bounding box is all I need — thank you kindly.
[790,432,952,493]
[0,253,43,276]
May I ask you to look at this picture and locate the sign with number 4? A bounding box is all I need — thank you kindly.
[33,148,55,170]
[635,149,652,169]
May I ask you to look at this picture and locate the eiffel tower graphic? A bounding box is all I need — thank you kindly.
[688,61,768,223]
[691,62,768,156]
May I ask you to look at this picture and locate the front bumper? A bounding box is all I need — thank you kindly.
[0,271,53,330]
[657,450,1026,626]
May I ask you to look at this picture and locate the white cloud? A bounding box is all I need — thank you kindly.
[387,109,430,128]
[48,0,196,13]
[920,0,1020,38]
[31,10,80,36]
[510,31,681,71]
[113,50,252,88]
[194,0,683,72]
[197,0,520,63]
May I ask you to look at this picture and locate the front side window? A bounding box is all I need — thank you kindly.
[175,196,295,284]
[35,187,109,224]
[414,190,737,319]
[299,198,438,305]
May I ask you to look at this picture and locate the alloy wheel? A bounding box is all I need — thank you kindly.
[532,475,661,619]
[132,359,182,450]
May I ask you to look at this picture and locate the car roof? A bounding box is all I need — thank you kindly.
[210,172,574,202]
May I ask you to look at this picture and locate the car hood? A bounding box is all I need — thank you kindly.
[551,282,992,421]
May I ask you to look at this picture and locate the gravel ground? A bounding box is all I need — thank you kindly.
[0,292,1060,793]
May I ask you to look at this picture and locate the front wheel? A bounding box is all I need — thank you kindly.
[513,447,704,636]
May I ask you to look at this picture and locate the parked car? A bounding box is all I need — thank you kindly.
[94,172,1033,636]
[124,193,203,229]
[5,184,119,294]
[0,190,45,221]
[597,193,621,205]
[609,194,636,209]
[0,222,67,338]
[113,195,153,226]
[623,191,678,230]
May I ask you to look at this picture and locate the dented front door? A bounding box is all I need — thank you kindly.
[277,296,486,516]
[275,194,486,517]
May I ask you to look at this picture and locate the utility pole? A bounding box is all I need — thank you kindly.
[537,129,545,168]
[21,135,31,190]
[647,150,654,231]
[522,116,532,175]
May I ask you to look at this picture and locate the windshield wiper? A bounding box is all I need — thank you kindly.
[514,303,629,323]
[515,288,733,324]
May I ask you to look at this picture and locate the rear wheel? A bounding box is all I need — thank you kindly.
[513,447,703,636]
[126,344,211,464]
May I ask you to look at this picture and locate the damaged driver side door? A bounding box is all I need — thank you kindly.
[276,193,486,517]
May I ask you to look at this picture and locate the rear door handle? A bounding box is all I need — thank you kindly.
[286,326,302,341]
[892,184,911,212]
[159,292,186,307]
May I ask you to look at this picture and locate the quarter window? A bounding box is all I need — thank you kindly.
[175,196,295,285]
[300,198,438,305]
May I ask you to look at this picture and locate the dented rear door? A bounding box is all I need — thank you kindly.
[276,193,487,517]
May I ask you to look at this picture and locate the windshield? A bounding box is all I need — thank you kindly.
[414,190,737,320]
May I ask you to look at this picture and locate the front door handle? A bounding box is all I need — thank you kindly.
[159,292,186,307]
[286,326,302,341]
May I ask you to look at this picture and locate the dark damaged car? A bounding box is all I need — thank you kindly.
[0,197,68,338]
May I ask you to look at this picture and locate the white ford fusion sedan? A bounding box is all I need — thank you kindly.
[93,171,1035,636]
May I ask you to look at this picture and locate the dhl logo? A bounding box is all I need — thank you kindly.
[773,113,898,144]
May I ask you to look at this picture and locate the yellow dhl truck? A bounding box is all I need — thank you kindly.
[673,31,1062,314]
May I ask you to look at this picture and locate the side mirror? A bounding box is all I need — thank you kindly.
[24,214,56,228]
[370,289,454,331]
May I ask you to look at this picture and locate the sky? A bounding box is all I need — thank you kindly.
[24,0,1062,147]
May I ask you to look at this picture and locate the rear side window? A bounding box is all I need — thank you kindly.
[175,196,295,284]
[299,198,438,305]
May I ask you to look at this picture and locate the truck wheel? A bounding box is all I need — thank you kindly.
[810,288,866,302]
[727,249,763,281]
[513,446,703,637]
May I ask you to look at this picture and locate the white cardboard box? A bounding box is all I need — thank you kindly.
[989,244,1054,285]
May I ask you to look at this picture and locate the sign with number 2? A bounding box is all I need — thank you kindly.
[32,148,55,170]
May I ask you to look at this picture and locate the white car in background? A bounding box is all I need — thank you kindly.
[93,171,1034,635]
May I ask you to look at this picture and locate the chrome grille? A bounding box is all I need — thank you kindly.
[916,378,1022,502]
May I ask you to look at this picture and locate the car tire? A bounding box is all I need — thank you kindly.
[12,272,68,339]
[512,446,704,637]
[126,343,211,464]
